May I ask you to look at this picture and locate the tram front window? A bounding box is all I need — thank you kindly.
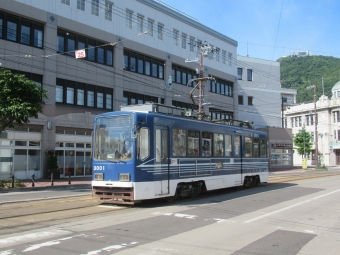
[94,115,134,161]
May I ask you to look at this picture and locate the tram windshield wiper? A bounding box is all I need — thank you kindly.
[105,159,119,164]
[117,160,127,164]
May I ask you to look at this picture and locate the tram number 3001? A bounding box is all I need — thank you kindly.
[93,166,105,171]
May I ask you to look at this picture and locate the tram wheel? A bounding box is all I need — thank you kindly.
[166,196,174,202]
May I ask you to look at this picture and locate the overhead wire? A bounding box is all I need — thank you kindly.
[0,0,289,120]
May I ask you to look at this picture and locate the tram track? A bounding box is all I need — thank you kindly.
[268,170,340,183]
[1,170,339,230]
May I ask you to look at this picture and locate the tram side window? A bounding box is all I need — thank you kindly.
[213,133,224,156]
[224,135,232,156]
[202,132,212,156]
[173,128,187,156]
[253,138,259,157]
[234,135,240,157]
[245,137,252,157]
[188,130,199,156]
[260,139,267,158]
[138,128,149,160]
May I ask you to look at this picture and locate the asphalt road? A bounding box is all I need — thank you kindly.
[0,174,340,254]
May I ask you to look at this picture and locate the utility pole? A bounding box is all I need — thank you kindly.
[307,84,318,168]
[313,84,318,168]
[186,43,216,120]
[281,97,284,127]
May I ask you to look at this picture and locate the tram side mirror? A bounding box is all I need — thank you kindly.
[131,125,137,138]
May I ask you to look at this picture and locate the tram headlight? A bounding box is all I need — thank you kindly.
[119,173,130,182]
[94,173,104,181]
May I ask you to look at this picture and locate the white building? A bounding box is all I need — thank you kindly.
[0,0,237,179]
[284,81,340,167]
[237,56,297,128]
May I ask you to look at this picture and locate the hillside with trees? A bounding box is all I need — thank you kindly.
[278,56,340,103]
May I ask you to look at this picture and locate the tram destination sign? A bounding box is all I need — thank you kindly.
[109,115,132,127]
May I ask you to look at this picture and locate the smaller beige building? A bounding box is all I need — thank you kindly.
[284,82,340,167]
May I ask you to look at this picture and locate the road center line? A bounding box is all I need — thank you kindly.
[244,188,340,223]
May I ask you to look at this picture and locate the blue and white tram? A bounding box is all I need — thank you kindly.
[92,104,268,205]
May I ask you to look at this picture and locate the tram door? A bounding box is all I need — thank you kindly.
[155,126,169,195]
[234,135,243,183]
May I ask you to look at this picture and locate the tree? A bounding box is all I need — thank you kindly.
[293,127,313,157]
[0,69,48,133]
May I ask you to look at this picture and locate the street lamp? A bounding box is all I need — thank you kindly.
[306,84,318,168]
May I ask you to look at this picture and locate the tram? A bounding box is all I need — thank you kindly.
[92,103,268,205]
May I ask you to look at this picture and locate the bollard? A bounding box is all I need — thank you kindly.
[11,175,15,188]
[31,174,35,187]
[68,171,71,185]
[51,173,54,186]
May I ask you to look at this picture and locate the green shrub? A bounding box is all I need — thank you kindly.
[0,179,26,189]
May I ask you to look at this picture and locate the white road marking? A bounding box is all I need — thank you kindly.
[22,234,85,252]
[0,250,14,255]
[0,230,70,247]
[304,230,315,233]
[244,188,340,223]
[83,242,138,254]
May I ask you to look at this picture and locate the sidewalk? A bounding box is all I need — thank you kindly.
[0,177,92,193]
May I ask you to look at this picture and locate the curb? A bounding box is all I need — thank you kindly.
[0,184,91,193]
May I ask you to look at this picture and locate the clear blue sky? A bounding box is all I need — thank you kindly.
[159,0,340,61]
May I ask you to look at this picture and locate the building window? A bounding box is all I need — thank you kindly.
[172,65,197,87]
[126,10,132,29]
[124,91,162,105]
[7,20,17,41]
[137,15,144,33]
[209,108,233,120]
[57,30,113,66]
[306,115,310,126]
[56,86,63,103]
[248,96,253,106]
[124,49,164,80]
[105,1,113,21]
[148,19,154,37]
[238,96,243,105]
[61,0,70,6]
[311,132,314,142]
[67,87,74,104]
[91,0,99,16]
[56,78,113,110]
[189,37,195,52]
[77,89,85,106]
[182,33,187,49]
[228,52,232,66]
[87,91,94,107]
[77,0,85,11]
[158,23,163,40]
[0,15,3,38]
[237,68,242,80]
[173,29,179,46]
[97,92,104,108]
[222,50,226,64]
[1,12,44,48]
[216,50,220,62]
[208,76,233,97]
[334,111,340,123]
[247,69,253,81]
[106,94,112,109]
